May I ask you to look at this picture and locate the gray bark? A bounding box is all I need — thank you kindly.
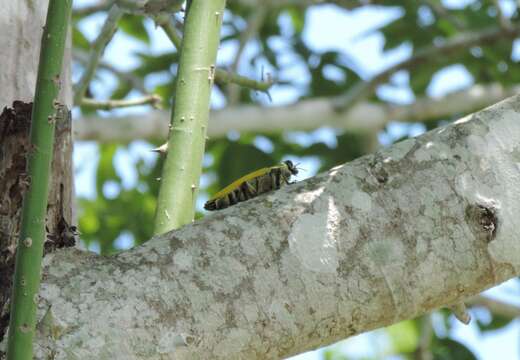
[21,95,520,359]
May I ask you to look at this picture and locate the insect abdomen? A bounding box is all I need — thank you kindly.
[204,167,291,211]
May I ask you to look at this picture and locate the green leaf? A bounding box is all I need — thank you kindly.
[286,7,305,34]
[73,25,90,51]
[476,313,514,332]
[432,338,477,360]
[386,320,419,354]
[118,14,150,44]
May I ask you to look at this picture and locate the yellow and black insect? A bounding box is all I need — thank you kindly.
[204,160,299,211]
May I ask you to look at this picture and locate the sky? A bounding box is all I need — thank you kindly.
[72,1,520,359]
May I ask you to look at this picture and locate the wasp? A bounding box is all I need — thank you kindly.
[204,160,299,211]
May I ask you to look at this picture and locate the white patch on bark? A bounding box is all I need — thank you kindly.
[288,196,340,273]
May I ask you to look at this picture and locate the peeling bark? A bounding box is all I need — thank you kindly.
[0,102,74,347]
[20,95,520,359]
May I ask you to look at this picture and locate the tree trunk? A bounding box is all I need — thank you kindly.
[0,0,73,344]
[14,95,520,359]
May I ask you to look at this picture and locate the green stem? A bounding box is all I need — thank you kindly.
[153,0,227,234]
[157,15,272,93]
[6,1,72,359]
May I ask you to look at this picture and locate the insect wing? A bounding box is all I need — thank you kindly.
[210,166,272,200]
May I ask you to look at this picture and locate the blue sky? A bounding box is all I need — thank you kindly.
[73,1,520,359]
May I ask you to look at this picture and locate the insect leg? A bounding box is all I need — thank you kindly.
[227,190,238,205]
[240,181,256,200]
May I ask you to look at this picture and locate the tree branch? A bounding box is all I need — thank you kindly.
[228,7,269,104]
[73,5,123,105]
[73,50,147,93]
[73,1,114,17]
[74,83,520,142]
[467,295,520,319]
[79,94,162,110]
[334,24,520,111]
[24,94,520,359]
[72,0,384,17]
[491,0,513,31]
[153,0,227,234]
[156,16,273,93]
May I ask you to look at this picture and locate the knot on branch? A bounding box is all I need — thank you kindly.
[465,200,499,243]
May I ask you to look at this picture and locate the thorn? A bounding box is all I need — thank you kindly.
[266,90,273,103]
[151,143,168,155]
[209,65,215,83]
[449,302,471,324]
[23,237,33,247]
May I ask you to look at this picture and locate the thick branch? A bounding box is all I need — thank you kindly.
[32,95,520,358]
[74,83,520,142]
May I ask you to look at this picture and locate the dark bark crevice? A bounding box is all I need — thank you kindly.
[0,101,74,343]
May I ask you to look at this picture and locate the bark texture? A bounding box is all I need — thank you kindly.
[0,0,74,346]
[74,83,519,142]
[20,95,520,359]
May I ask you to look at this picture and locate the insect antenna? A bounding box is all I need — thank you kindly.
[295,162,307,172]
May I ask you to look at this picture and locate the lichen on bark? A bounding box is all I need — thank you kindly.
[22,95,520,359]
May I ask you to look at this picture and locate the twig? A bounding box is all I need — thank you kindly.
[73,1,114,17]
[231,10,268,72]
[492,0,513,30]
[334,24,520,112]
[229,0,387,9]
[215,68,273,92]
[73,50,147,93]
[155,14,182,48]
[72,0,385,18]
[73,5,124,105]
[467,294,520,318]
[79,94,162,110]
[228,8,268,104]
[414,315,433,360]
[422,0,465,30]
[156,17,274,93]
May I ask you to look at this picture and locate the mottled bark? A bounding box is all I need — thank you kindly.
[22,95,520,359]
[0,0,74,346]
